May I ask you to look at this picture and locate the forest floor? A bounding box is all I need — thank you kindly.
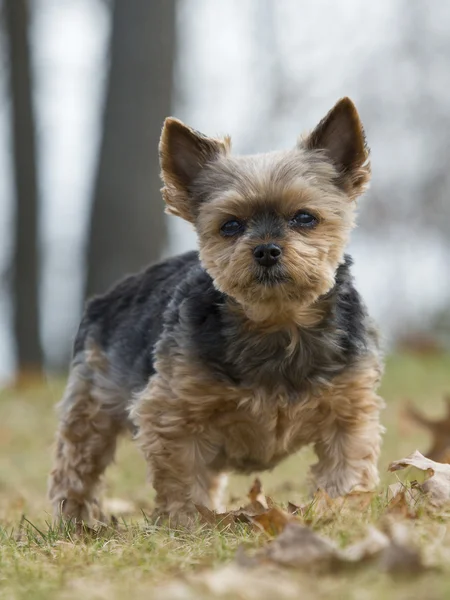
[1,353,450,599]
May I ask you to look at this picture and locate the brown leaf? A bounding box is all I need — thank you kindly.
[195,505,252,531]
[195,504,219,526]
[262,523,390,569]
[377,522,426,575]
[245,478,270,513]
[389,450,450,506]
[404,398,450,463]
[248,478,266,506]
[240,519,426,573]
[286,501,301,515]
[251,506,293,536]
[385,483,421,518]
[378,540,425,575]
[299,489,336,523]
[196,478,275,530]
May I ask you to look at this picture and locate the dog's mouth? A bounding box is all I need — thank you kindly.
[254,266,289,286]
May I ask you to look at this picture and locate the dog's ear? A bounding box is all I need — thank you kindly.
[159,118,230,222]
[303,97,370,198]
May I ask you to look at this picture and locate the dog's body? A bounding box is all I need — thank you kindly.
[49,98,384,524]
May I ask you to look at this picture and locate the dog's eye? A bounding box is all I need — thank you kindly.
[289,211,318,229]
[220,219,244,237]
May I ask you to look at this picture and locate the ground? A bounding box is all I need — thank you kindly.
[1,353,450,599]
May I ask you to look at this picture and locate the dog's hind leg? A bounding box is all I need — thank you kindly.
[48,357,124,524]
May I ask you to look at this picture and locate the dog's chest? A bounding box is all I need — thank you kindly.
[193,326,341,472]
[207,386,324,473]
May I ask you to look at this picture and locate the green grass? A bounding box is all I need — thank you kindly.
[1,353,450,599]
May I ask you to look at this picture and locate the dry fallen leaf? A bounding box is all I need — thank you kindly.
[385,483,421,518]
[264,522,391,568]
[286,501,301,515]
[157,525,427,600]
[247,478,269,510]
[252,521,385,569]
[404,398,450,463]
[389,450,450,506]
[377,520,426,575]
[196,479,292,534]
[240,519,426,573]
[195,504,252,531]
[251,506,293,536]
[298,489,336,523]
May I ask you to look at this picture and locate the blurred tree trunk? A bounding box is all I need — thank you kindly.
[86,0,175,298]
[5,0,44,380]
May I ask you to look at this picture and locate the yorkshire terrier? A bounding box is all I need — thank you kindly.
[49,97,384,525]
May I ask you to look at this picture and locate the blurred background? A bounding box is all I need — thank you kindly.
[1,0,450,385]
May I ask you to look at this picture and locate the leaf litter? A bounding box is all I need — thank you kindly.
[105,443,450,595]
[195,477,293,534]
[193,473,432,578]
[389,449,450,507]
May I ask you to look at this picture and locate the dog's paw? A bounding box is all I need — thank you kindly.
[150,508,201,529]
[53,497,107,526]
[312,470,378,499]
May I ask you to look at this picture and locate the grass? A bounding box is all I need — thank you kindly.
[1,353,450,599]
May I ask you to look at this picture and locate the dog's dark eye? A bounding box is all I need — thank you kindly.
[220,219,244,237]
[289,211,318,229]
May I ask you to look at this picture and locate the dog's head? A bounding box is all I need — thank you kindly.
[159,98,370,318]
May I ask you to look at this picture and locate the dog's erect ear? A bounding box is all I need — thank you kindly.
[159,118,230,222]
[303,97,370,198]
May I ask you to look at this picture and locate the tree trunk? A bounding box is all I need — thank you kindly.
[85,0,175,298]
[5,0,44,380]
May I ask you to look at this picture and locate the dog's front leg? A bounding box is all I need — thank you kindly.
[147,435,225,526]
[131,377,225,526]
[311,419,381,498]
[309,360,383,498]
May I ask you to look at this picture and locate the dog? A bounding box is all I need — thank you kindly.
[48,97,384,525]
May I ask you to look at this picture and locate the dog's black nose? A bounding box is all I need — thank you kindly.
[253,243,282,267]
